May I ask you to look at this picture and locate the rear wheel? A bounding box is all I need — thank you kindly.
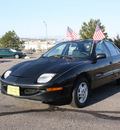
[14,54,19,59]
[71,77,90,108]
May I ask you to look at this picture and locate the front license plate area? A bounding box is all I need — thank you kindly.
[7,85,20,96]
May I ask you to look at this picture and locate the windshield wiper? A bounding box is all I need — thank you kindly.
[49,55,73,59]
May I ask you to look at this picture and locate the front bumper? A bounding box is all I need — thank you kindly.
[1,78,73,103]
[20,53,26,58]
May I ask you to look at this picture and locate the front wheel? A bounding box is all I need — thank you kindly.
[71,77,90,108]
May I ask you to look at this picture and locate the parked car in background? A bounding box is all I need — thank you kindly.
[1,39,120,108]
[0,48,26,59]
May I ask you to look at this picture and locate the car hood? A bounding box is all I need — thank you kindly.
[10,57,88,78]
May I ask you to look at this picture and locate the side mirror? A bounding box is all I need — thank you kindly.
[40,54,44,57]
[96,53,106,60]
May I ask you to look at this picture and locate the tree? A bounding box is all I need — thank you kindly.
[113,34,120,48]
[107,38,113,43]
[0,30,24,51]
[79,19,108,39]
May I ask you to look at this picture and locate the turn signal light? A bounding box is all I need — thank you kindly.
[46,87,63,92]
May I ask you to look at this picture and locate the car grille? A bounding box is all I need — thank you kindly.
[20,88,40,96]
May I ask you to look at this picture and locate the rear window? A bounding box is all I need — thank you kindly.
[113,45,120,54]
[104,41,118,56]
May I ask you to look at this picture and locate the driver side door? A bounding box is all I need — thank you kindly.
[93,42,113,88]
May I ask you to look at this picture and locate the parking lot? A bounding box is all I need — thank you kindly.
[0,56,120,130]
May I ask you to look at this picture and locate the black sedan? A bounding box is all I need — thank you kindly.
[1,39,120,108]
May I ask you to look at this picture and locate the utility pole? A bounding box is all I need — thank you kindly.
[43,21,48,50]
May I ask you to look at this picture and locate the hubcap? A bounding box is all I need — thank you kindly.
[77,82,88,103]
[15,55,19,59]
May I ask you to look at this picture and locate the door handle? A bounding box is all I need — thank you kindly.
[109,61,112,64]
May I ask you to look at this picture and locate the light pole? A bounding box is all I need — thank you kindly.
[43,21,48,50]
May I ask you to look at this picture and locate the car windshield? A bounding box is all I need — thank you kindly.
[10,49,17,52]
[43,41,92,58]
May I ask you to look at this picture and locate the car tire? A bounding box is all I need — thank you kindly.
[116,78,120,85]
[14,54,19,59]
[71,77,90,108]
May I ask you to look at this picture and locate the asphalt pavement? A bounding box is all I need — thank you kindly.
[0,57,120,130]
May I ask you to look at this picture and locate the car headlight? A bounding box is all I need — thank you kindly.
[4,70,12,79]
[37,73,56,83]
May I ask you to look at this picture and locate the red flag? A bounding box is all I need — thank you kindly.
[93,23,106,41]
[66,26,78,40]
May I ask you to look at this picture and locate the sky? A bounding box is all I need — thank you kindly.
[0,0,120,39]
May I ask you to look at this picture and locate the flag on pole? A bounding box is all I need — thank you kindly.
[93,23,106,41]
[66,26,78,40]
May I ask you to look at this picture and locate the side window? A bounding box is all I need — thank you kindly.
[5,49,9,52]
[114,45,120,55]
[1,49,4,52]
[104,41,117,56]
[96,42,109,57]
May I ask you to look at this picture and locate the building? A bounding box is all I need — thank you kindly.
[20,38,56,52]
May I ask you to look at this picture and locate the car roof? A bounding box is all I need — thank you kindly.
[61,39,101,44]
[62,39,112,43]
[0,48,10,50]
